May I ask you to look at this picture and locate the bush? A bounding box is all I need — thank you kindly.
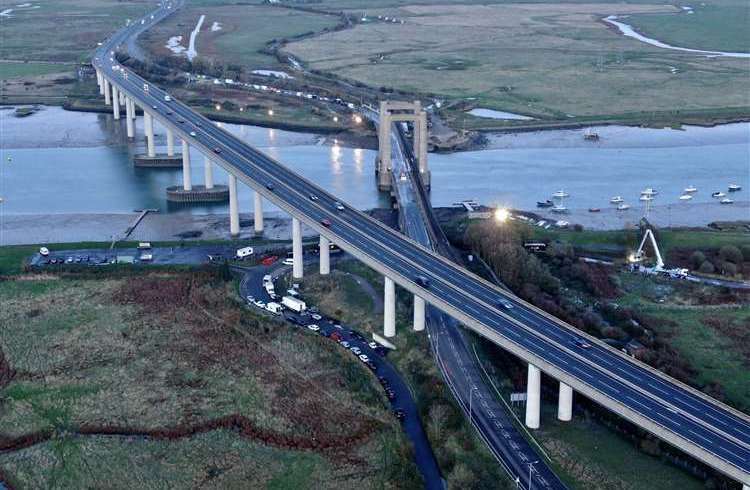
[740,244,750,261]
[690,250,706,269]
[720,261,737,276]
[698,260,715,274]
[718,245,743,264]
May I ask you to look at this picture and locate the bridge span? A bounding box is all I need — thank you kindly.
[94,2,749,487]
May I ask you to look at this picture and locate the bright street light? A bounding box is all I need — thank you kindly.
[268,109,274,116]
[495,207,509,223]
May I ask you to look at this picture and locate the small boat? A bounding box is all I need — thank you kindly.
[639,195,654,202]
[537,200,554,208]
[550,206,568,213]
[610,196,624,204]
[728,184,742,192]
[552,190,569,198]
[711,191,726,198]
[588,207,601,213]
[720,198,734,204]
[617,203,630,211]
[684,185,697,193]
[679,194,693,201]
[640,188,658,196]
[583,129,599,141]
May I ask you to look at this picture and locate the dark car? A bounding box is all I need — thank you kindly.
[320,219,332,227]
[393,409,405,420]
[415,275,430,288]
[497,299,514,310]
[266,183,275,191]
[213,147,221,153]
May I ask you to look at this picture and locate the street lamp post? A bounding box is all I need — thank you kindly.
[526,460,538,490]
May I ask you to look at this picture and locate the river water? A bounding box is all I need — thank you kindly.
[1,107,748,232]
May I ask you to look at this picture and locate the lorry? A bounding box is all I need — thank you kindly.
[264,282,276,298]
[282,296,306,313]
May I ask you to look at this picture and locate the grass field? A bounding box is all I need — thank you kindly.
[0,62,72,80]
[626,0,749,53]
[0,0,150,63]
[141,4,339,70]
[286,2,749,120]
[0,272,416,487]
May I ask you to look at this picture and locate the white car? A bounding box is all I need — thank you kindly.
[310,313,322,321]
[368,341,378,349]
[351,346,361,355]
[307,324,320,332]
[282,257,294,266]
[189,131,197,137]
[358,354,369,362]
[164,95,171,102]
[254,300,266,308]
[246,295,255,302]
[39,247,50,257]
[341,341,350,348]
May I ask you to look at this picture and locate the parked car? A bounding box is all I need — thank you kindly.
[309,194,319,201]
[310,313,322,321]
[282,257,294,266]
[358,354,369,362]
[341,341,350,348]
[351,347,361,355]
[307,324,320,332]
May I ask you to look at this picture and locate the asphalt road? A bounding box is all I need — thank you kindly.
[95,3,750,483]
[237,261,445,489]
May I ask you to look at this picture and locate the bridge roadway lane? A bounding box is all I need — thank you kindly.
[95,6,749,483]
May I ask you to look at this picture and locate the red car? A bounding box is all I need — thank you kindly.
[260,255,278,266]
[330,331,342,342]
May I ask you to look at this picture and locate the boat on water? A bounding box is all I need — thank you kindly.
[684,185,697,193]
[720,198,734,204]
[588,207,601,213]
[550,206,568,213]
[639,195,654,202]
[610,196,624,204]
[640,187,658,196]
[679,194,693,201]
[552,190,569,198]
[617,203,630,211]
[728,184,742,192]
[537,200,554,208]
[583,129,599,141]
[712,191,726,198]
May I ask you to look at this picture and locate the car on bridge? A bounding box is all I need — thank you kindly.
[415,275,430,287]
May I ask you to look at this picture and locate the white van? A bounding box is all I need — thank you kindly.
[39,247,50,257]
[265,302,283,315]
[236,246,254,259]
[138,242,152,250]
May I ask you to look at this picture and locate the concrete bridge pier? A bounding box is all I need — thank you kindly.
[125,97,134,139]
[319,236,330,275]
[204,156,214,189]
[292,218,303,279]
[525,364,541,429]
[742,484,749,490]
[384,277,396,337]
[119,91,125,107]
[129,98,136,120]
[558,382,573,421]
[254,191,264,234]
[111,85,120,120]
[181,140,192,191]
[167,128,175,157]
[103,79,111,105]
[96,71,104,95]
[413,295,425,331]
[228,174,239,236]
[143,111,155,157]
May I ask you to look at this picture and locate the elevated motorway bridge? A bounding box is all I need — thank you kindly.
[94,2,749,487]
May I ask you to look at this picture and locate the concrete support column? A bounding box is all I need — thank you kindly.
[558,382,573,422]
[181,140,192,191]
[119,91,125,106]
[525,364,541,429]
[204,156,214,189]
[292,217,303,280]
[319,236,330,275]
[97,71,104,95]
[228,174,239,237]
[103,79,111,105]
[742,484,749,490]
[384,277,396,337]
[144,111,155,157]
[129,98,136,120]
[125,97,134,139]
[253,191,264,234]
[111,85,120,120]
[413,295,425,332]
[167,128,175,157]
